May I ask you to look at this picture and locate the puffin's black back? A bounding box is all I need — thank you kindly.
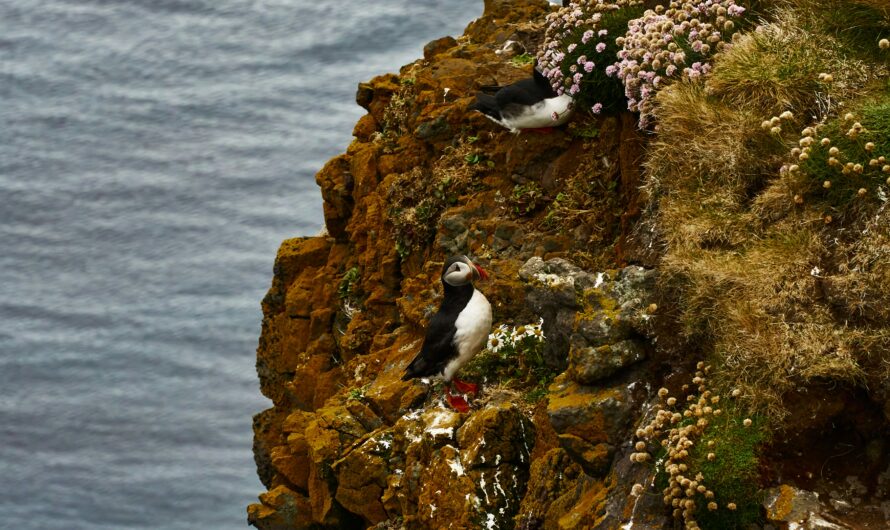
[469,66,556,121]
[495,69,556,108]
[402,258,475,380]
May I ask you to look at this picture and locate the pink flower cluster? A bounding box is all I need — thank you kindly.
[615,0,745,125]
[537,0,643,99]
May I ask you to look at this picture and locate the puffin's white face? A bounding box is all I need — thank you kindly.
[443,260,475,287]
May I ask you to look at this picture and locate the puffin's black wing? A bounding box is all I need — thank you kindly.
[402,312,457,380]
[494,79,548,108]
[468,92,501,120]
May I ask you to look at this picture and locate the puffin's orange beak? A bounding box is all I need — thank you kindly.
[473,264,489,281]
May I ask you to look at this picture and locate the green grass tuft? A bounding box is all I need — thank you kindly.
[793,91,890,216]
[693,406,767,529]
[510,53,536,67]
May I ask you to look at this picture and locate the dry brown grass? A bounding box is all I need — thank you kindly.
[708,15,867,117]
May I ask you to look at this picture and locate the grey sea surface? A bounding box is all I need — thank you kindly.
[0,1,482,528]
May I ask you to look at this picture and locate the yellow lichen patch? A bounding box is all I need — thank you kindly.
[556,481,608,530]
[765,484,797,520]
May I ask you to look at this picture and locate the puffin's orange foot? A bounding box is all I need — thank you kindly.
[446,393,471,413]
[452,379,478,395]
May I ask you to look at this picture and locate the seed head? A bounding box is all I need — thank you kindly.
[659,387,670,397]
[780,111,794,120]
[825,215,833,224]
[636,441,647,451]
[858,188,867,197]
[708,502,718,511]
[865,142,875,152]
[881,38,890,50]
[727,502,737,511]
[823,180,832,189]
[829,147,840,156]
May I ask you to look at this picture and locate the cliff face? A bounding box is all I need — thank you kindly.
[248,0,890,528]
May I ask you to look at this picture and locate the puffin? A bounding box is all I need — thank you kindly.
[468,66,573,134]
[403,255,493,412]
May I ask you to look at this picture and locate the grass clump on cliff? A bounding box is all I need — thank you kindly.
[385,137,488,259]
[781,0,890,59]
[631,363,767,530]
[781,94,890,221]
[643,0,890,427]
[706,17,858,116]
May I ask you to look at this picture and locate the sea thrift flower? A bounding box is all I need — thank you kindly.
[615,0,746,125]
[592,102,603,113]
[537,0,645,113]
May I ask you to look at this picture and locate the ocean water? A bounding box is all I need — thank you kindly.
[0,1,481,528]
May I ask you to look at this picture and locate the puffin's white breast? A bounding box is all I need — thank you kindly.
[443,289,492,381]
[502,94,574,132]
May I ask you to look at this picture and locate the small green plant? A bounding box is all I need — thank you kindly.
[630,363,766,530]
[509,53,536,67]
[462,320,554,400]
[509,182,546,216]
[347,384,370,402]
[569,121,600,139]
[338,267,360,300]
[464,152,483,165]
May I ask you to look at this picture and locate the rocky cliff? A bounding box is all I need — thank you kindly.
[247,0,890,528]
